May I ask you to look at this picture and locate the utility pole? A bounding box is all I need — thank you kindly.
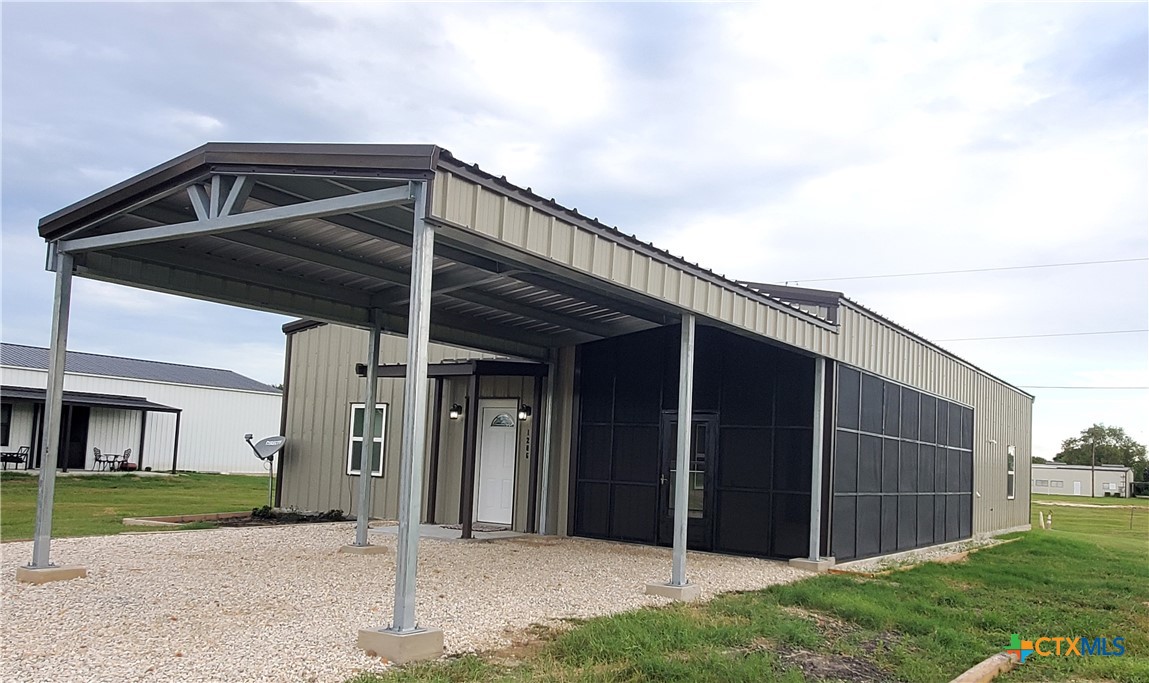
[1091,439,1096,499]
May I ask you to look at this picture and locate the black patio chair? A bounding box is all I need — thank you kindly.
[1,446,30,470]
[113,449,132,471]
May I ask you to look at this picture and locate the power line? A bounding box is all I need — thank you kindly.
[1019,386,1149,390]
[937,329,1148,342]
[784,257,1147,285]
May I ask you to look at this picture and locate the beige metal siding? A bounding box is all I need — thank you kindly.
[280,325,540,529]
[431,170,839,356]
[279,325,478,519]
[832,305,1033,535]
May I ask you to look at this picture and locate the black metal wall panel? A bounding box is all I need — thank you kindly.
[832,495,856,559]
[716,490,771,555]
[611,484,657,542]
[573,324,814,560]
[719,428,773,490]
[830,365,974,561]
[856,495,881,557]
[771,493,811,557]
[575,482,610,537]
[611,426,659,483]
[898,495,917,550]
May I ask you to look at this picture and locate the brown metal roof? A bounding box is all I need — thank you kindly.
[37,142,834,361]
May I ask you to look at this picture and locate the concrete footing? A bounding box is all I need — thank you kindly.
[338,544,389,555]
[788,557,836,573]
[357,627,444,664]
[950,652,1018,683]
[16,564,88,584]
[645,581,702,601]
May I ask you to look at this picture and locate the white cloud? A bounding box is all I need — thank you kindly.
[1,0,1145,459]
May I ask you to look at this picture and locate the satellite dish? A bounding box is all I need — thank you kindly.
[245,434,288,508]
[245,435,286,461]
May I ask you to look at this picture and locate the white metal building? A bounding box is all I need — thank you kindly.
[1031,462,1134,498]
[1,343,281,473]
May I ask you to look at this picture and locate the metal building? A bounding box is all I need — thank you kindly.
[1031,462,1134,497]
[25,143,1033,661]
[1,342,281,473]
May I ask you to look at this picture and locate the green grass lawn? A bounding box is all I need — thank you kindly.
[359,504,1148,683]
[0,471,267,540]
[1033,492,1149,506]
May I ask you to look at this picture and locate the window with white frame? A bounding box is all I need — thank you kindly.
[1051,480,1064,488]
[1006,445,1016,499]
[1035,479,1049,487]
[346,403,387,477]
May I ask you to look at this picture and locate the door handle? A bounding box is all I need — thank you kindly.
[660,474,667,486]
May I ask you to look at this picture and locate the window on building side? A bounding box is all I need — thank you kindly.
[1006,445,1016,500]
[1035,479,1049,486]
[346,403,387,477]
[1051,480,1064,488]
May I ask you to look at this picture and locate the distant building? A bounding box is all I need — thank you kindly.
[1,343,280,473]
[1031,462,1134,497]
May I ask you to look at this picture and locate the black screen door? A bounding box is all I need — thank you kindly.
[60,406,90,471]
[657,412,718,550]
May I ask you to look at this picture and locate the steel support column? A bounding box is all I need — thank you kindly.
[353,316,383,547]
[30,251,74,569]
[459,375,480,540]
[526,375,545,532]
[536,358,557,535]
[808,357,826,561]
[137,411,148,469]
[671,314,696,587]
[389,181,434,633]
[425,377,445,524]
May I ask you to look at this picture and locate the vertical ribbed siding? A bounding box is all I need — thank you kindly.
[832,306,1033,535]
[4,403,35,450]
[86,408,141,467]
[0,366,280,473]
[280,324,543,524]
[431,170,838,356]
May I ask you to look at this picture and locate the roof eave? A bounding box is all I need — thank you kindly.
[38,142,443,241]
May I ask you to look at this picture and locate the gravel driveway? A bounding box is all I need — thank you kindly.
[2,524,808,683]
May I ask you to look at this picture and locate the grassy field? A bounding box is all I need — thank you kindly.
[0,471,267,540]
[359,504,1148,682]
[1033,492,1148,506]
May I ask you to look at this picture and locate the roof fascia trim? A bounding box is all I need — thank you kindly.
[434,156,832,330]
[840,299,1035,401]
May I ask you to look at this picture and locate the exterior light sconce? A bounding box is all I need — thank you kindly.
[448,404,463,420]
[518,405,532,421]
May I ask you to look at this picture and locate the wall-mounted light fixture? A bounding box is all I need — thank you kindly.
[448,404,463,420]
[518,404,532,421]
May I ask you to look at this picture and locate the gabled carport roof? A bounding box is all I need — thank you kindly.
[28,142,841,637]
[40,142,837,360]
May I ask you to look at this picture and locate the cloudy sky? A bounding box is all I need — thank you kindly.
[2,1,1146,458]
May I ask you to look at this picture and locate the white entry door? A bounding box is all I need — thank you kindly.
[1073,481,1082,495]
[474,400,518,525]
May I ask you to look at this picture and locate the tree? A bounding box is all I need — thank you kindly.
[1055,424,1148,482]
[1031,455,1048,464]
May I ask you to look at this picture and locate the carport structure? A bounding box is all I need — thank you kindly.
[24,143,836,661]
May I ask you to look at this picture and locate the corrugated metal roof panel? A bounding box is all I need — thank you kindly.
[0,343,279,393]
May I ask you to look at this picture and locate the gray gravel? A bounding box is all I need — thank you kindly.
[1,524,808,682]
[835,536,1005,573]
